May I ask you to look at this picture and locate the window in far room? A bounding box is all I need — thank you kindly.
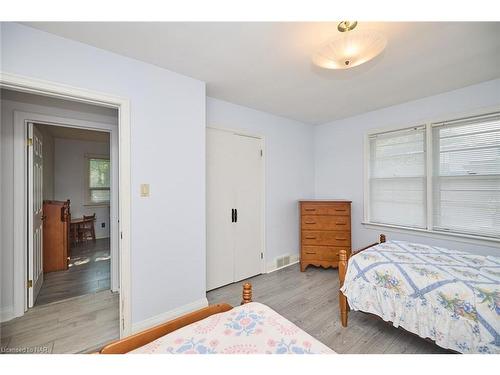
[86,155,110,205]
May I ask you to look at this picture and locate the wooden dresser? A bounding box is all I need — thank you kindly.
[299,200,352,272]
[43,200,71,273]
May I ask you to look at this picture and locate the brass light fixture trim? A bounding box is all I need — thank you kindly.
[337,21,358,32]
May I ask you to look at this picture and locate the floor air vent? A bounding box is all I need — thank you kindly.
[276,255,291,269]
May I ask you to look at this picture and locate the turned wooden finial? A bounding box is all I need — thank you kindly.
[241,283,252,305]
[380,234,386,243]
[339,249,347,262]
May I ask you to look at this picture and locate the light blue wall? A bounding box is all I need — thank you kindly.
[1,22,207,324]
[314,78,500,256]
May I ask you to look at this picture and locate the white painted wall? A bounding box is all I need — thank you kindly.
[1,23,206,325]
[314,78,500,256]
[54,138,110,239]
[1,89,118,320]
[207,97,315,270]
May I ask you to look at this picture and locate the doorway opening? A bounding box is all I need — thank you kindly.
[0,81,129,353]
[29,123,113,307]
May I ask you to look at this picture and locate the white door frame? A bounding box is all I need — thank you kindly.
[206,126,267,276]
[1,72,132,338]
[20,113,120,297]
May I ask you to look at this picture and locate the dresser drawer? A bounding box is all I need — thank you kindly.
[301,247,322,260]
[302,246,345,261]
[301,215,350,231]
[301,203,350,216]
[302,231,351,246]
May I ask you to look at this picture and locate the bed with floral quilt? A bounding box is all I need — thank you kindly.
[339,239,500,354]
[128,302,334,354]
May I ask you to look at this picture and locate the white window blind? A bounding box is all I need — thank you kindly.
[369,126,426,228]
[433,113,500,238]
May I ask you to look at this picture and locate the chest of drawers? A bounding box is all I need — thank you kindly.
[299,200,352,272]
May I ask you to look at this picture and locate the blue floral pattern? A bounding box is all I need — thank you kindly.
[224,309,265,336]
[130,302,334,354]
[266,338,314,354]
[341,240,500,354]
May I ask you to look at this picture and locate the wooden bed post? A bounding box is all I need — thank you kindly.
[338,250,349,327]
[241,283,253,305]
[338,234,386,328]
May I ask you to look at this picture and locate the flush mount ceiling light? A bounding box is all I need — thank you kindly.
[313,21,386,70]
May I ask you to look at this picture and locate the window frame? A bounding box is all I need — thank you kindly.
[363,106,500,246]
[84,153,111,207]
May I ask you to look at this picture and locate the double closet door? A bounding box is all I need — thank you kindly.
[206,128,264,291]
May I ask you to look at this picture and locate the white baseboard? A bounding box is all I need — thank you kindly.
[266,254,300,273]
[131,297,208,334]
[0,306,14,323]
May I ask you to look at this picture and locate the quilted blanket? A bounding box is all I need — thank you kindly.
[340,240,500,353]
[130,302,334,354]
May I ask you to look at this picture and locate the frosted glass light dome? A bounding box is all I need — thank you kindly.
[313,28,387,70]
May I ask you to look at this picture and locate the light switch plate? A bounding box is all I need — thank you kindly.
[140,184,150,197]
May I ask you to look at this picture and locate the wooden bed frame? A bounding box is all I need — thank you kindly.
[99,283,254,354]
[338,234,458,353]
[338,233,386,327]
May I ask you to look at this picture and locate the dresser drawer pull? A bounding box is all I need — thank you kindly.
[305,251,316,255]
[335,208,347,212]
[336,237,347,240]
[335,222,347,225]
[304,208,316,212]
[305,236,317,240]
[305,221,316,224]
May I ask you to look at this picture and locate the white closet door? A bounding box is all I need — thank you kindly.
[206,128,236,291]
[233,134,263,282]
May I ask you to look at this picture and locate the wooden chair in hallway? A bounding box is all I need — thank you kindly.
[78,213,97,242]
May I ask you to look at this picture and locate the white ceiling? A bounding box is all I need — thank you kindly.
[38,124,110,143]
[25,22,500,124]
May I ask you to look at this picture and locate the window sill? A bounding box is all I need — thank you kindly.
[83,203,110,208]
[361,221,500,247]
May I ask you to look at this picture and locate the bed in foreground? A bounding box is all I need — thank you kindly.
[338,235,500,354]
[100,284,334,354]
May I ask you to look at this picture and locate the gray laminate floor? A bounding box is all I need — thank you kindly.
[0,290,119,354]
[36,238,111,306]
[207,264,450,354]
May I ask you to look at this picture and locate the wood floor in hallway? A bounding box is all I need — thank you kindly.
[1,238,117,354]
[207,264,450,354]
[36,238,111,306]
[0,290,119,354]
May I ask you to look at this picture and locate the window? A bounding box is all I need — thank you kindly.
[366,112,500,240]
[86,155,110,205]
[433,114,500,238]
[369,126,427,229]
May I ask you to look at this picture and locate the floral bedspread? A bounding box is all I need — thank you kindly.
[130,302,334,354]
[340,240,500,353]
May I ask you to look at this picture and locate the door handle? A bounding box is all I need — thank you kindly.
[235,209,238,223]
[231,209,235,223]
